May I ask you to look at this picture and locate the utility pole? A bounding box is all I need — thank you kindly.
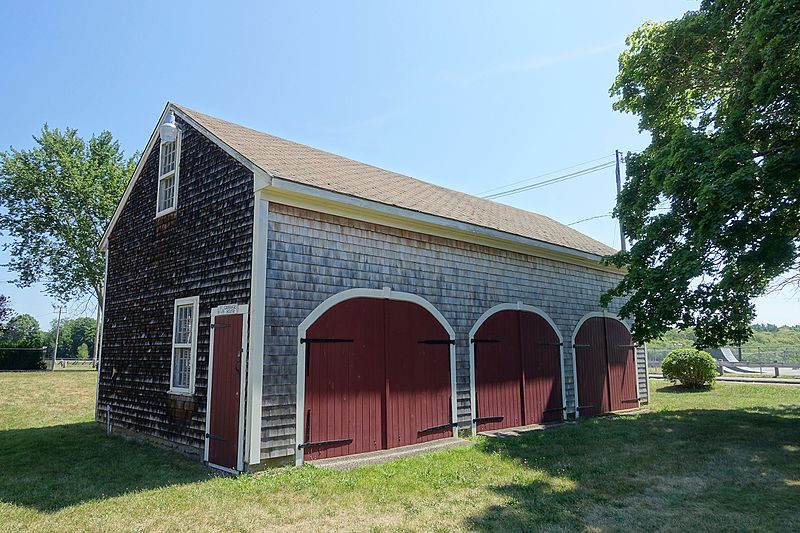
[615,149,627,253]
[52,305,63,371]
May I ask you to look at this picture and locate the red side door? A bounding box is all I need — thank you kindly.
[385,300,453,447]
[520,312,563,424]
[605,319,639,411]
[208,313,243,470]
[574,317,610,417]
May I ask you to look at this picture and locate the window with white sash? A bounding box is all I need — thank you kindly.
[156,133,180,216]
[170,296,199,394]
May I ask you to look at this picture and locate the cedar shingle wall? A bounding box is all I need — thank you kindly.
[98,118,253,454]
[261,204,646,460]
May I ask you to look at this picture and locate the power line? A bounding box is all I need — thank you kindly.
[477,153,615,196]
[568,213,612,226]
[483,161,616,200]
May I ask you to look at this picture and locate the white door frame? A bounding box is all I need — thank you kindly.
[204,304,249,473]
[294,287,457,466]
[570,311,633,419]
[468,302,567,435]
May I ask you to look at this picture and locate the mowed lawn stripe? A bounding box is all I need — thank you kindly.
[1,371,799,532]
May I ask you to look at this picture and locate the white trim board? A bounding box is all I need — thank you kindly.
[204,304,249,473]
[570,311,633,419]
[468,302,567,435]
[293,287,458,467]
[245,193,268,466]
[94,248,109,420]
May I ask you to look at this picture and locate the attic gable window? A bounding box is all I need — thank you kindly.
[156,113,181,216]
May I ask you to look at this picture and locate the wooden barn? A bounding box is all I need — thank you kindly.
[97,102,649,472]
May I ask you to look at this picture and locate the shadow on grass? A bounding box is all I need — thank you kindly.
[0,422,213,512]
[466,406,800,531]
[658,384,714,393]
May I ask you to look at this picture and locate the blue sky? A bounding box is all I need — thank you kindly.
[1,1,797,327]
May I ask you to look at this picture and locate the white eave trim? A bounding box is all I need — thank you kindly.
[261,177,621,274]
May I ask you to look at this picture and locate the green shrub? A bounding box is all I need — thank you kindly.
[77,343,89,360]
[0,347,47,370]
[661,348,717,387]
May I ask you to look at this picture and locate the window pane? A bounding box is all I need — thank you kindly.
[174,304,193,344]
[160,140,176,175]
[172,347,191,389]
[159,175,175,212]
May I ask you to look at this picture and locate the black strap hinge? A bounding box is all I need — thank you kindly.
[417,421,458,435]
[471,338,500,344]
[543,406,566,413]
[298,438,353,449]
[418,339,455,345]
[210,323,229,329]
[300,338,354,344]
[474,415,504,424]
[206,432,224,441]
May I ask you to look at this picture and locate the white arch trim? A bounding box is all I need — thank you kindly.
[468,302,567,435]
[294,287,457,466]
[570,311,633,419]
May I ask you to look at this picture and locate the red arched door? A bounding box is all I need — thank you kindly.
[473,310,563,432]
[574,316,638,417]
[302,297,453,461]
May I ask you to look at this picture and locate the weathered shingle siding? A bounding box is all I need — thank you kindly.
[261,203,637,460]
[98,118,254,454]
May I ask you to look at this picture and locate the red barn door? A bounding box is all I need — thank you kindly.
[606,319,639,411]
[302,298,385,461]
[574,316,638,417]
[574,317,609,417]
[474,309,563,431]
[520,312,564,424]
[385,300,453,447]
[473,310,523,431]
[302,297,453,461]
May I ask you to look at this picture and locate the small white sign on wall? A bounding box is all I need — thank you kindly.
[216,304,240,315]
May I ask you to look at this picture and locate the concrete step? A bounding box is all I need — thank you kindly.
[308,437,471,470]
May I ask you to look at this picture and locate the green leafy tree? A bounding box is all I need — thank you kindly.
[0,126,136,305]
[0,314,42,346]
[603,0,800,347]
[46,317,96,358]
[0,295,11,332]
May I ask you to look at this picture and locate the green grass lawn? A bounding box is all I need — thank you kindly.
[1,371,799,532]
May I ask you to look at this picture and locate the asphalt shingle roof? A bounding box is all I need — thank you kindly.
[175,104,617,257]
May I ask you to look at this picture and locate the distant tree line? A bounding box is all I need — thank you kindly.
[0,298,95,359]
[648,324,800,350]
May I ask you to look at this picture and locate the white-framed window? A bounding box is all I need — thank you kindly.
[170,296,199,394]
[156,133,181,216]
